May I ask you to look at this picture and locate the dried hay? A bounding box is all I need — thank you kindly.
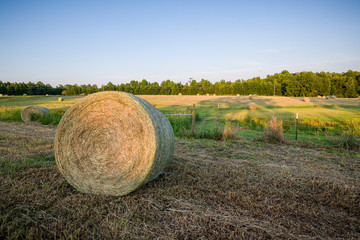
[55,91,175,196]
[236,94,240,96]
[326,95,330,99]
[178,93,182,96]
[0,94,2,97]
[23,94,27,96]
[21,105,50,122]
[213,94,216,96]
[303,97,310,102]
[197,93,200,96]
[248,102,257,110]
[206,93,209,96]
[46,94,49,96]
[318,95,321,98]
[331,95,337,99]
[58,97,63,101]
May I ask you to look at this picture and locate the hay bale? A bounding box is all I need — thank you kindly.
[249,94,256,100]
[46,94,49,96]
[197,93,200,96]
[318,95,321,98]
[236,94,240,96]
[304,97,310,102]
[21,105,50,122]
[206,93,209,96]
[178,93,182,96]
[58,97,63,101]
[326,95,330,99]
[0,94,3,97]
[331,95,337,99]
[23,94,27,96]
[213,94,216,96]
[55,91,175,196]
[248,102,257,110]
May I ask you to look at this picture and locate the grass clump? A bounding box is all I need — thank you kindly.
[337,130,360,150]
[30,109,65,125]
[0,107,22,122]
[262,115,286,143]
[222,121,240,140]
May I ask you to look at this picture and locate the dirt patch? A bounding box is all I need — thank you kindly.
[1,122,359,239]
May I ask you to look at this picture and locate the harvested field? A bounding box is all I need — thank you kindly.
[1,121,359,239]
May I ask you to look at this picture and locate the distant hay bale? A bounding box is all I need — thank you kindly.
[55,91,175,196]
[46,94,49,96]
[248,102,257,110]
[178,93,182,96]
[0,94,2,97]
[213,94,216,96]
[304,97,310,103]
[326,95,330,99]
[58,97,63,101]
[317,95,321,98]
[249,94,256,100]
[197,93,200,96]
[331,95,337,99]
[206,93,209,96]
[21,105,50,122]
[236,94,240,96]
[23,94,27,96]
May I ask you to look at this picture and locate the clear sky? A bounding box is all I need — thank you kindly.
[0,0,359,86]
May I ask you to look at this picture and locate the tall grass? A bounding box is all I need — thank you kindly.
[262,116,285,143]
[30,109,65,125]
[0,107,22,122]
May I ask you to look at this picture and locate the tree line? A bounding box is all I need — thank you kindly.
[1,70,359,97]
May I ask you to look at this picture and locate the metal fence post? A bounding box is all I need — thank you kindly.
[295,113,298,140]
[192,104,196,137]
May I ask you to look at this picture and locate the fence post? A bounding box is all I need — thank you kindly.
[295,113,298,140]
[192,104,196,137]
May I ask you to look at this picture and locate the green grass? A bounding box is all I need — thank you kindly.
[1,95,359,144]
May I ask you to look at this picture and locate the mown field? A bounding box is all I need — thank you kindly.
[1,94,360,239]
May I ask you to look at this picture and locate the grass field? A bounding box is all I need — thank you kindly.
[0,95,359,238]
[0,121,359,239]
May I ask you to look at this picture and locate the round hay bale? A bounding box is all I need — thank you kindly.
[0,94,3,97]
[236,94,240,97]
[317,95,321,98]
[55,91,175,196]
[303,97,310,103]
[21,105,50,122]
[23,94,27,96]
[213,94,216,96]
[46,94,49,96]
[331,95,337,99]
[326,95,330,99]
[58,97,63,101]
[197,93,200,96]
[248,102,257,110]
[249,94,255,100]
[206,93,209,96]
[178,93,182,96]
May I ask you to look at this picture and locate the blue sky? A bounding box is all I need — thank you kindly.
[0,0,359,86]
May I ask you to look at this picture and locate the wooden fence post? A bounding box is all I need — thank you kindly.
[192,104,196,137]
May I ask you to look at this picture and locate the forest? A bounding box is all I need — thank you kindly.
[1,70,359,97]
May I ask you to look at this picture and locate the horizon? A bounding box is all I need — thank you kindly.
[1,0,359,86]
